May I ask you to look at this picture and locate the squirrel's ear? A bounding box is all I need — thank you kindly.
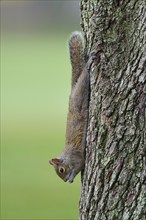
[49,158,60,165]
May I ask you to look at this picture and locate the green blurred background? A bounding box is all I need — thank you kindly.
[1,1,82,219]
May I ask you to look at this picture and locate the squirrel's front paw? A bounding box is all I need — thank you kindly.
[66,170,75,183]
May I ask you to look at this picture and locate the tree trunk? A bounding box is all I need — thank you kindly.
[79,1,145,220]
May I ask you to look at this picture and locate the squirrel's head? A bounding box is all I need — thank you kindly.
[49,158,72,183]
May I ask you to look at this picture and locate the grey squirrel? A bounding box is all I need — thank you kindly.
[49,32,96,183]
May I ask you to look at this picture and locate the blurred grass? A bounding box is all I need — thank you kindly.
[1,31,80,220]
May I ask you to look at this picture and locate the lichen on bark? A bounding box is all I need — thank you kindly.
[79,0,145,219]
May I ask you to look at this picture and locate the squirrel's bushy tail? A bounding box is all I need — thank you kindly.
[68,31,85,88]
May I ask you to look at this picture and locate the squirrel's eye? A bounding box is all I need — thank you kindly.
[59,167,65,173]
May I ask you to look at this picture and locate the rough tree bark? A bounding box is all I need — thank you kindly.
[79,1,145,220]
